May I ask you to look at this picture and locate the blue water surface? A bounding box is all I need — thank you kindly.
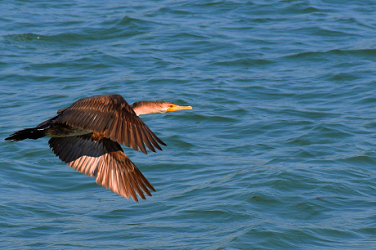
[1,0,376,249]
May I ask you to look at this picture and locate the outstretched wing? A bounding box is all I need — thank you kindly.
[49,134,156,202]
[54,94,166,154]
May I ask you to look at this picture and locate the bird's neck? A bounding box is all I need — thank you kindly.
[131,101,164,116]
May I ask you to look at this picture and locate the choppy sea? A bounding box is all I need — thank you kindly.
[1,1,376,249]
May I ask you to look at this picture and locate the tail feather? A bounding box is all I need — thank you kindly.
[5,128,45,141]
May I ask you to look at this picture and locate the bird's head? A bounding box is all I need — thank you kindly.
[131,101,192,116]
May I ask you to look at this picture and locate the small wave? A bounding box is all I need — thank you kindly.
[212,58,275,67]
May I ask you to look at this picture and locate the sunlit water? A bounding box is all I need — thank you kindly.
[1,1,376,249]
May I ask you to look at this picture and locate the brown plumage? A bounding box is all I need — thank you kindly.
[5,94,192,202]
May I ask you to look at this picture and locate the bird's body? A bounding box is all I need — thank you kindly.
[5,94,192,202]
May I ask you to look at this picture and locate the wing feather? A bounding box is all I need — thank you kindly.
[48,135,155,201]
[121,120,129,147]
[144,128,163,151]
[54,95,165,154]
[129,122,137,152]
[133,122,146,154]
[140,128,155,153]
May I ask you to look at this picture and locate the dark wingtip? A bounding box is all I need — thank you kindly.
[4,128,44,141]
[5,135,16,141]
[131,194,139,202]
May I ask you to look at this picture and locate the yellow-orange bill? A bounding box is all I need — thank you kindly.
[166,104,193,113]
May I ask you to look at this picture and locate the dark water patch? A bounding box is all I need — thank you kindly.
[4,17,158,47]
[4,33,40,42]
[94,208,139,220]
[223,144,254,154]
[167,135,195,149]
[152,7,194,16]
[364,121,376,129]
[309,26,356,37]
[212,58,275,67]
[117,15,158,28]
[146,77,189,85]
[311,123,353,139]
[327,72,360,81]
[354,97,376,105]
[188,114,238,123]
[283,48,376,62]
[282,108,339,120]
[338,155,376,167]
[180,209,229,221]
[167,32,210,40]
[236,227,333,249]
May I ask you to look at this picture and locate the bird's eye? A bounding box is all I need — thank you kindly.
[170,105,173,107]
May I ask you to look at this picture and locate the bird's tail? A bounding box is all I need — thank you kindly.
[5,128,45,141]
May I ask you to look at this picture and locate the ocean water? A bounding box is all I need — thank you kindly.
[1,0,376,249]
